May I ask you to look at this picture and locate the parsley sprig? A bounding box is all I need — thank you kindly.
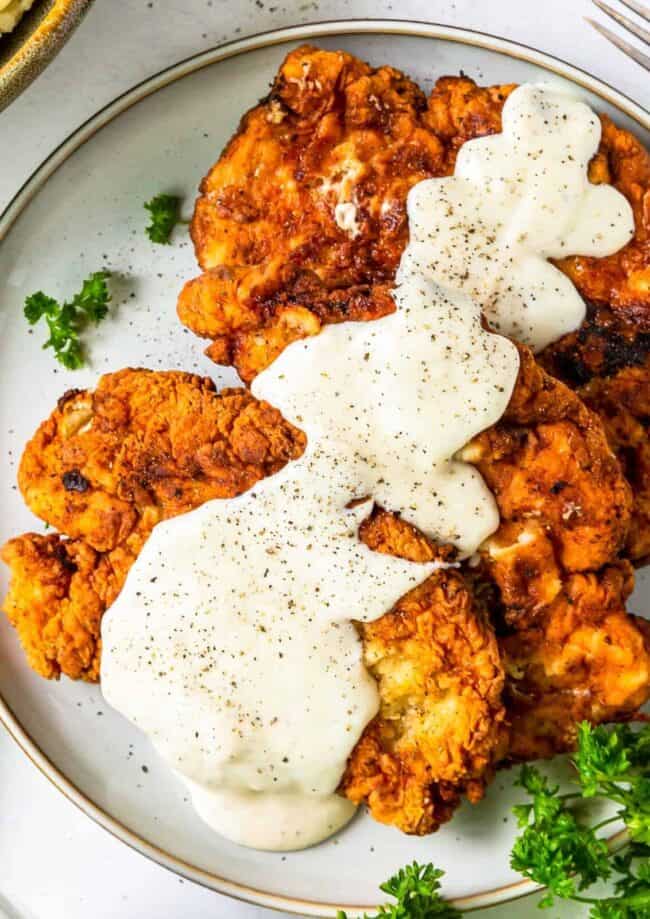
[144,193,186,244]
[511,722,650,917]
[337,862,460,918]
[342,723,650,919]
[24,271,111,369]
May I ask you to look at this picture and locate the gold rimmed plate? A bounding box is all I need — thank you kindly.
[0,20,648,917]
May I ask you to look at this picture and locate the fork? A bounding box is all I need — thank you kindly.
[586,0,650,72]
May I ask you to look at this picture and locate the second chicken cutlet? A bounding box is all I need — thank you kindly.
[468,348,650,760]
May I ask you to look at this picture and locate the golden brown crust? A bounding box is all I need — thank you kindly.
[179,45,650,566]
[466,350,649,761]
[358,506,456,565]
[179,45,442,382]
[4,370,304,680]
[341,570,505,834]
[577,363,650,564]
[541,327,650,563]
[422,75,515,161]
[502,563,650,761]
[18,369,305,553]
[469,345,632,590]
[2,534,110,681]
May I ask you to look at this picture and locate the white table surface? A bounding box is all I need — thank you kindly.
[0,1,647,917]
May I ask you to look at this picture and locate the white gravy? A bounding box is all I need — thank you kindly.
[101,84,634,851]
[402,84,634,351]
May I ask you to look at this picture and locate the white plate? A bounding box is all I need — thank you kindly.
[0,20,648,918]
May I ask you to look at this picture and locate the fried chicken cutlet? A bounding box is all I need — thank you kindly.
[2,370,305,679]
[177,45,650,564]
[341,570,505,835]
[2,367,506,835]
[3,48,649,835]
[359,345,649,772]
[468,348,650,760]
[4,346,648,833]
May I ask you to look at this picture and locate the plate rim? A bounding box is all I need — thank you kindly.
[0,18,646,918]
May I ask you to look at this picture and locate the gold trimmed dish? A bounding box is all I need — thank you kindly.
[0,20,648,917]
[0,0,92,112]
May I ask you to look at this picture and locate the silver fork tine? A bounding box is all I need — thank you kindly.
[617,0,650,23]
[592,0,650,44]
[586,16,650,70]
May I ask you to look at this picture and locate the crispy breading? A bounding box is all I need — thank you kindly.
[1,532,138,681]
[501,563,650,761]
[18,369,305,553]
[541,310,650,563]
[179,46,441,380]
[341,571,505,834]
[468,346,632,597]
[464,351,650,760]
[178,45,650,564]
[3,370,304,679]
[577,362,650,564]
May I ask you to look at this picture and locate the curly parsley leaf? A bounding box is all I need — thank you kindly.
[336,862,460,918]
[588,843,650,917]
[574,722,634,796]
[24,270,111,369]
[55,338,84,370]
[69,270,112,322]
[511,722,650,914]
[511,806,611,904]
[144,193,184,244]
[573,724,650,846]
[510,764,611,903]
[24,291,59,324]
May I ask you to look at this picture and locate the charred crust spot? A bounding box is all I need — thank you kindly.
[57,389,84,411]
[550,351,592,387]
[550,480,569,494]
[584,326,650,380]
[547,305,650,386]
[52,542,78,573]
[62,470,90,493]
